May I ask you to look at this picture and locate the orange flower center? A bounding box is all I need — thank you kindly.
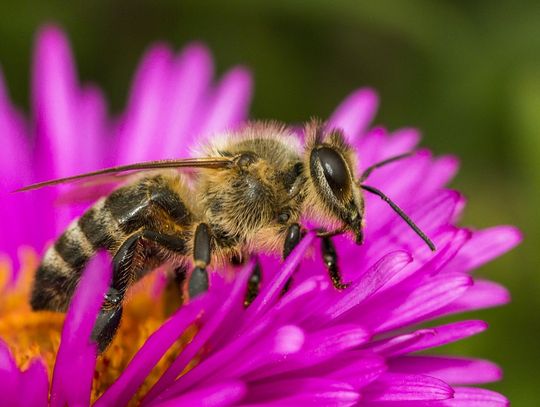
[0,248,195,403]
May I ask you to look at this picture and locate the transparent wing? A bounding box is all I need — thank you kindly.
[15,157,233,192]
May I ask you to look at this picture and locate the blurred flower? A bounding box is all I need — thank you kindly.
[0,25,520,406]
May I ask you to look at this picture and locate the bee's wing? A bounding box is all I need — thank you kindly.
[14,157,233,192]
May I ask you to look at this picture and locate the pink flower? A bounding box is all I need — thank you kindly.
[0,25,520,406]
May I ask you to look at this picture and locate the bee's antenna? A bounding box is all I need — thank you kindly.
[359,152,414,183]
[360,184,436,251]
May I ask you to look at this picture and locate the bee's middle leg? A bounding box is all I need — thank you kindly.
[241,223,304,307]
[188,223,212,299]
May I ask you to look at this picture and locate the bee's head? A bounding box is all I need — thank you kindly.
[302,121,365,244]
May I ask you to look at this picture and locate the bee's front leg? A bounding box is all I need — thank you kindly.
[189,223,212,299]
[321,236,350,290]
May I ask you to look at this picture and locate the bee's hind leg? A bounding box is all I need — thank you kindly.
[92,231,188,352]
[91,233,144,353]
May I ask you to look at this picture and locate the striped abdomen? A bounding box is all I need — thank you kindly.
[30,199,118,312]
[30,174,194,312]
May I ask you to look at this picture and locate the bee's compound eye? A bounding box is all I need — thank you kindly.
[316,147,349,194]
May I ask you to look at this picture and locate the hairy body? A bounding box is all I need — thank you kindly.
[28,121,433,350]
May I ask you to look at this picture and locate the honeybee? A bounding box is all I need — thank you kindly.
[18,121,435,351]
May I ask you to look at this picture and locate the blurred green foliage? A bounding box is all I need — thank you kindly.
[0,0,538,404]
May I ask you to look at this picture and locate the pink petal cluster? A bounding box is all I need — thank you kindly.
[0,25,520,406]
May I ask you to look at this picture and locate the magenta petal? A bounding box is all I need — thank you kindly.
[362,373,453,402]
[78,86,107,171]
[197,67,252,138]
[328,88,379,142]
[158,43,213,157]
[324,250,412,320]
[33,25,79,178]
[435,280,510,317]
[96,296,211,407]
[153,381,247,407]
[371,320,488,357]
[446,226,522,274]
[145,261,254,402]
[243,232,315,324]
[0,341,19,406]
[326,351,386,389]
[417,155,459,199]
[217,325,306,380]
[250,324,370,380]
[381,127,421,158]
[389,356,502,385]
[50,252,111,407]
[115,44,173,163]
[151,318,275,403]
[0,72,34,268]
[18,359,49,407]
[247,378,360,406]
[365,273,472,333]
[441,387,509,406]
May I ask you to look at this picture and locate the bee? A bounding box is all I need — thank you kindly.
[18,121,435,351]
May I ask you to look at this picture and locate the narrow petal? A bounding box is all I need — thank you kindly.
[154,381,247,407]
[50,252,111,407]
[115,44,173,163]
[369,320,488,357]
[0,70,35,268]
[355,126,387,169]
[434,280,510,317]
[363,273,472,333]
[150,317,274,403]
[96,295,211,407]
[328,88,379,142]
[246,378,360,406]
[219,325,306,379]
[18,359,49,407]
[33,25,79,178]
[145,261,254,402]
[446,226,522,274]
[367,329,436,357]
[78,85,107,171]
[365,190,463,257]
[196,67,252,138]
[326,351,387,389]
[243,232,315,324]
[416,155,459,200]
[441,387,509,406]
[32,25,85,237]
[389,356,502,385]
[249,324,370,380]
[381,127,421,158]
[324,251,412,320]
[158,43,213,157]
[362,373,453,402]
[0,341,19,406]
[265,350,386,390]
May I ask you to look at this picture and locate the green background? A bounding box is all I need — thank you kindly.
[0,1,537,404]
